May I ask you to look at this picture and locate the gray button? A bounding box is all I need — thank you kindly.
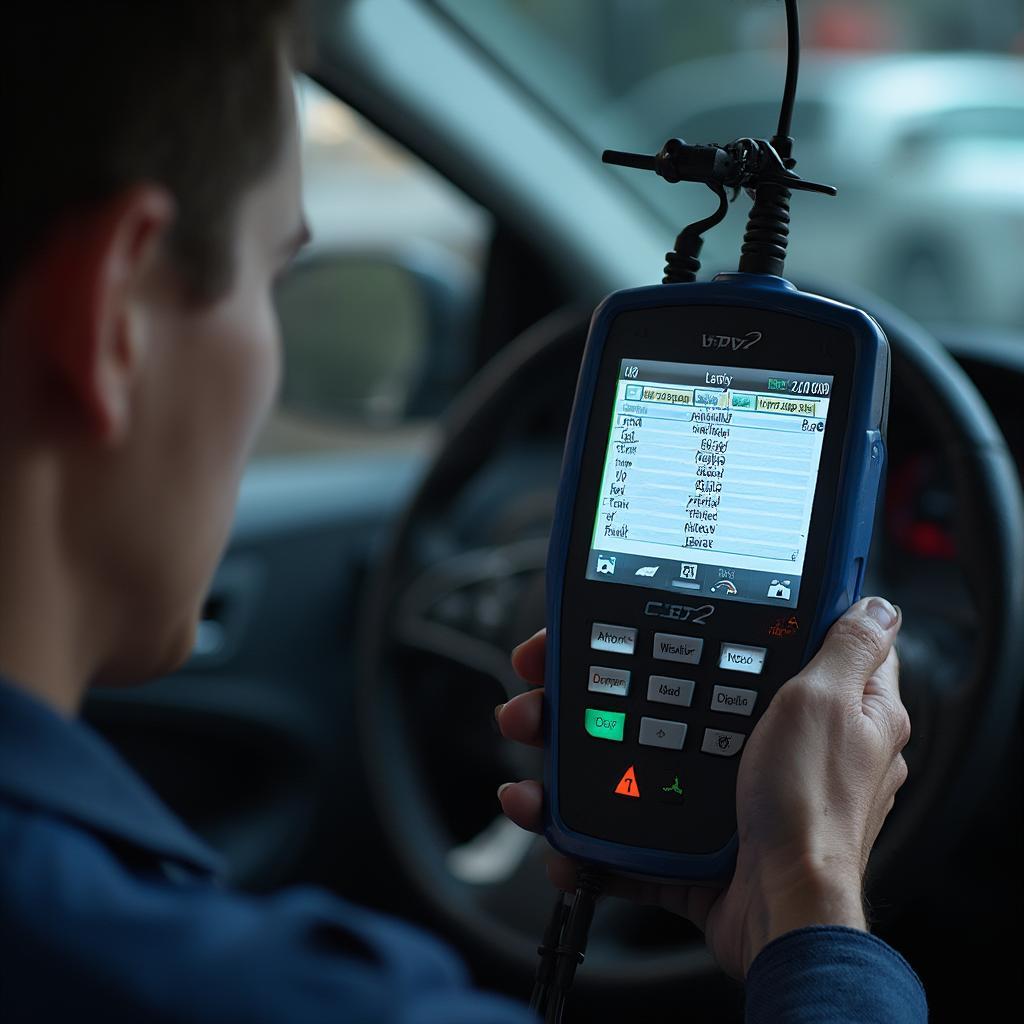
[701,728,746,757]
[711,685,758,717]
[647,675,695,707]
[591,622,637,655]
[588,665,631,697]
[653,633,703,664]
[639,717,687,750]
[718,642,766,674]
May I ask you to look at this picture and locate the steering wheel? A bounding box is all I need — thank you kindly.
[356,291,1024,997]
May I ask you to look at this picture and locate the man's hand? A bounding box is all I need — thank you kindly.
[494,597,908,980]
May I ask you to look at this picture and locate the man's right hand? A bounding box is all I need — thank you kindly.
[496,597,909,980]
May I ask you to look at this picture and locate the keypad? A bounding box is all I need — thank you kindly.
[585,621,762,781]
[591,622,637,655]
[710,684,757,717]
[701,729,746,757]
[652,632,703,664]
[639,717,687,750]
[588,665,631,697]
[718,642,767,674]
[585,708,625,741]
[647,675,695,707]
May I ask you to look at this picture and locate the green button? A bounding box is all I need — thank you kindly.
[585,708,625,742]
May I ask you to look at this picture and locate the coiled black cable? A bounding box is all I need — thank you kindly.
[738,180,792,277]
[663,181,729,284]
[662,241,702,285]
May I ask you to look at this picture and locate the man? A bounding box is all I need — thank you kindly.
[0,2,924,1020]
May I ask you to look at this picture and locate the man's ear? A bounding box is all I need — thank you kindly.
[5,185,176,443]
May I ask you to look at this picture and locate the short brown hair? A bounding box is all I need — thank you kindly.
[2,1,305,302]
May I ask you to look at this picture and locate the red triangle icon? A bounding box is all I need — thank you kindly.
[615,765,640,798]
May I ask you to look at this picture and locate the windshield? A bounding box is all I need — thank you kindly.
[433,0,1024,333]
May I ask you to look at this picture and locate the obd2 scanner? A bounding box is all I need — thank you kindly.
[544,274,889,881]
[528,4,892,1020]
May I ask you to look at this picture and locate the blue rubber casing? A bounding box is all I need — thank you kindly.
[543,273,890,882]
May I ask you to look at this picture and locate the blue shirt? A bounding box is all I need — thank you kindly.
[0,678,927,1022]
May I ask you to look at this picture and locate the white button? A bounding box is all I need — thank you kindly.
[647,675,695,707]
[639,717,687,750]
[588,666,631,697]
[718,642,766,674]
[653,633,703,664]
[590,622,637,655]
[701,729,745,757]
[711,685,758,717]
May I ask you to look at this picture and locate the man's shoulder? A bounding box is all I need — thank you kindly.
[0,686,536,1023]
[0,797,467,1023]
[0,799,535,1024]
[0,795,190,917]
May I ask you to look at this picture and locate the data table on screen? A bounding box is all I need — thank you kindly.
[587,360,834,609]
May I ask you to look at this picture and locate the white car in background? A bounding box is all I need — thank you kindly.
[600,51,1024,328]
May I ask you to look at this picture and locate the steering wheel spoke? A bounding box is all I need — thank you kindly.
[394,536,547,699]
[446,814,542,886]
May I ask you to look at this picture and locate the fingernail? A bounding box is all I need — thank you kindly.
[497,782,513,801]
[866,598,897,629]
[494,703,505,722]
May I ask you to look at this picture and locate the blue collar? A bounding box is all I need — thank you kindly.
[0,677,223,877]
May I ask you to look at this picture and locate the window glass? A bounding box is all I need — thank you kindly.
[254,77,491,458]
[434,0,1024,332]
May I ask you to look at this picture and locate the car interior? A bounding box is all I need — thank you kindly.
[84,1,1023,1019]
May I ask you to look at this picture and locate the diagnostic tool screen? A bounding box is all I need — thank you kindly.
[586,358,834,609]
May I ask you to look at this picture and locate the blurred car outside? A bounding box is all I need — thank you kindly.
[596,50,1024,329]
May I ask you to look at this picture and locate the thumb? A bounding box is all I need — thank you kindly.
[802,597,902,694]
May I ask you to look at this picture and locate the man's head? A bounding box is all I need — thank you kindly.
[0,2,309,699]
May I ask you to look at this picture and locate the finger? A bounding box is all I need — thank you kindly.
[865,640,901,699]
[863,642,903,708]
[862,648,912,751]
[803,597,902,694]
[511,629,546,687]
[497,779,543,834]
[496,688,544,747]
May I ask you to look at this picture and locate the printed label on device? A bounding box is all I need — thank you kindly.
[711,684,757,717]
[590,622,637,655]
[585,708,625,741]
[653,633,703,664]
[718,643,766,674]
[647,675,695,707]
[588,666,631,697]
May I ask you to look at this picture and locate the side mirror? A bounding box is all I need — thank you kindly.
[274,247,475,425]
